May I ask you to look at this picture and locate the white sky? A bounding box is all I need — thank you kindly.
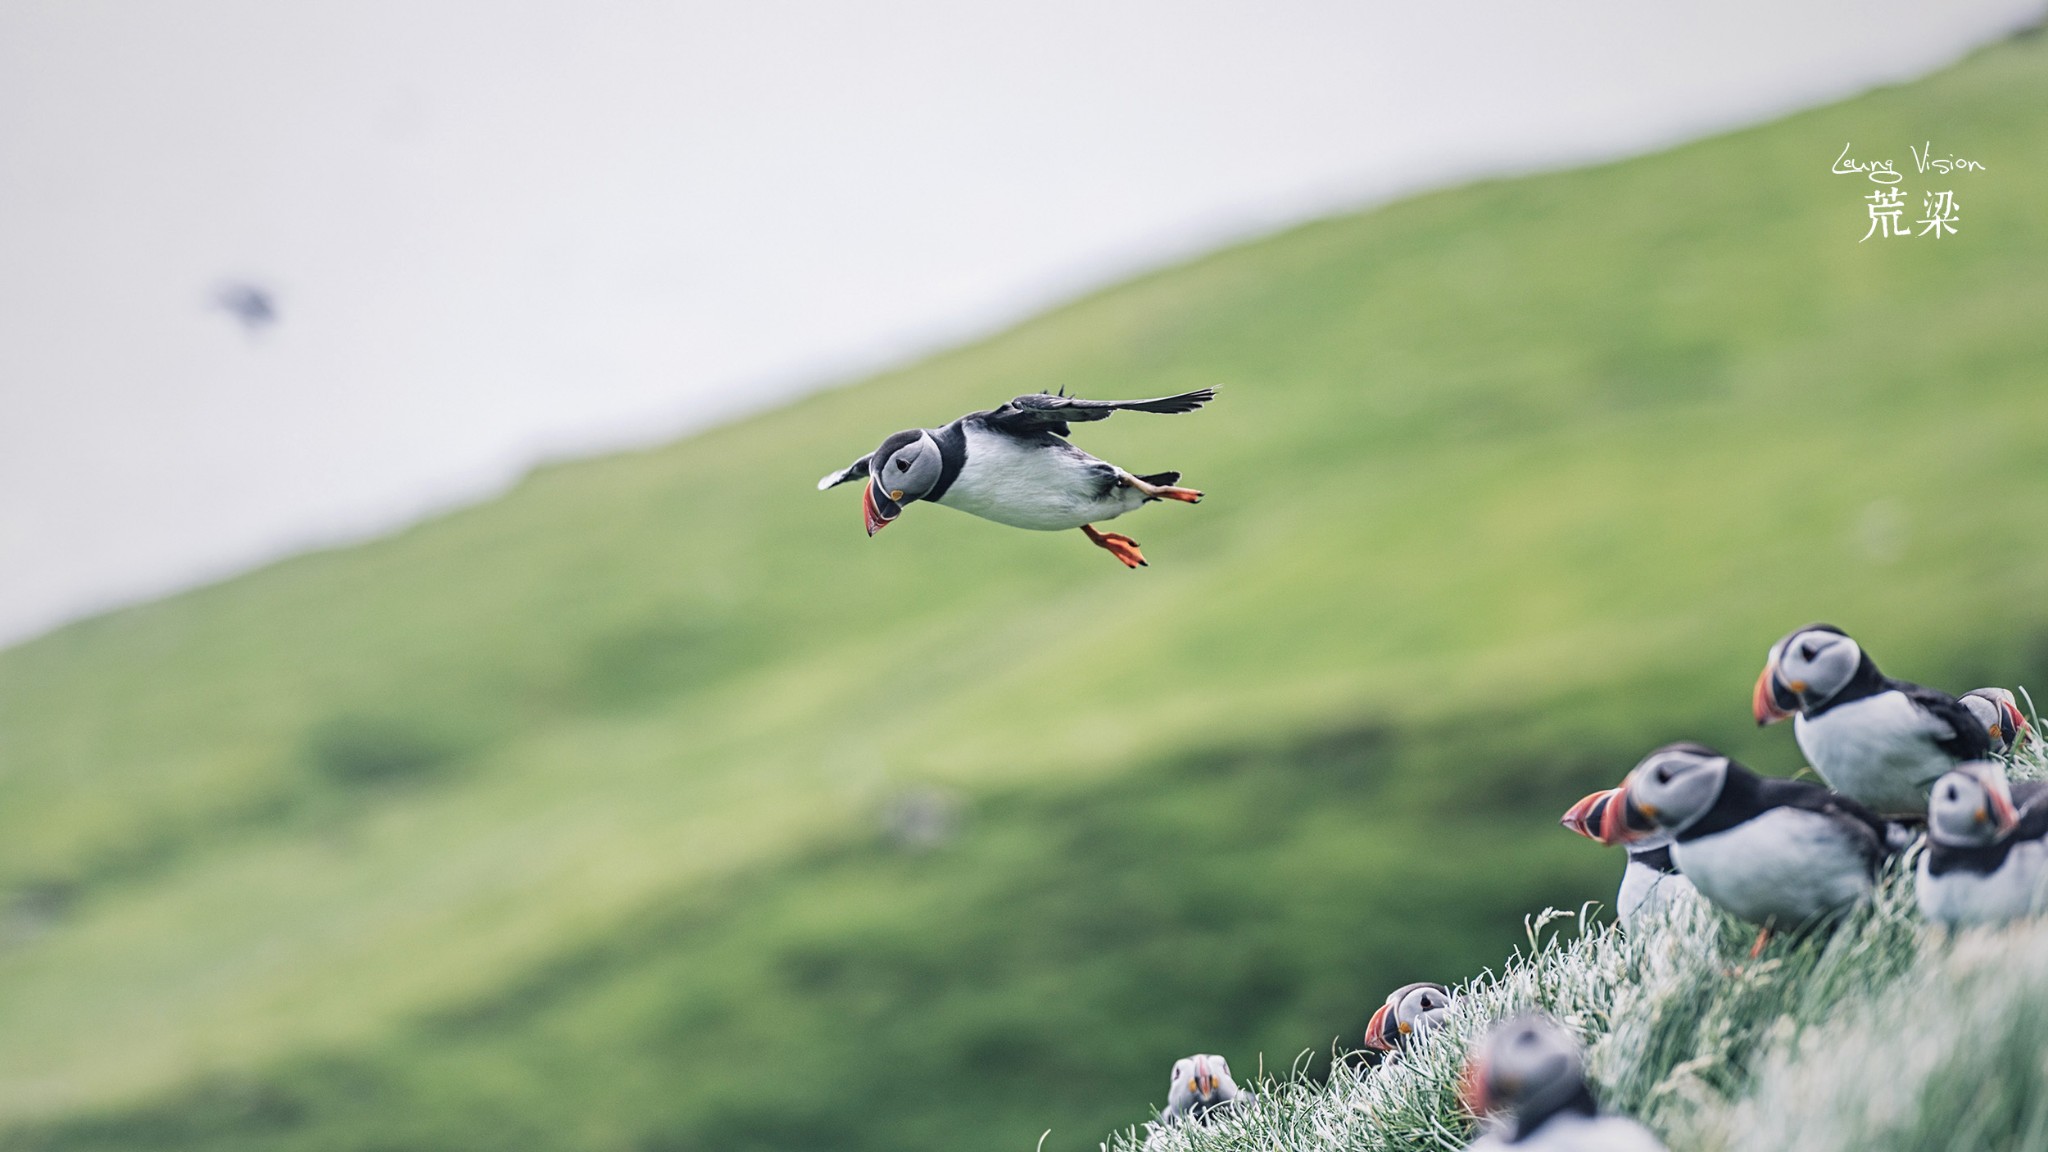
[1,0,2040,647]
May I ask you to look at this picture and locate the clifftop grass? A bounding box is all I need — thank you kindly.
[1113,745,2048,1152]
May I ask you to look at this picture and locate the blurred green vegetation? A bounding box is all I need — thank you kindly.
[1,32,2045,1152]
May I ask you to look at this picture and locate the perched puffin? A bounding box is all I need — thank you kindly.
[1595,743,1896,945]
[1460,1014,1665,1151]
[1362,981,1453,1054]
[816,388,1214,568]
[1560,787,1702,930]
[1157,1053,1248,1126]
[1916,761,2048,928]
[1753,624,1990,816]
[1960,687,2033,756]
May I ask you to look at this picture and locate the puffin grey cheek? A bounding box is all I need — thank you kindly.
[1960,694,2010,748]
[1632,754,1722,832]
[1786,632,1859,702]
[1928,776,1993,845]
[1666,763,1723,828]
[877,434,940,502]
[902,432,945,499]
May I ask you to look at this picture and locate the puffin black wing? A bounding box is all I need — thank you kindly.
[1893,681,1993,761]
[1757,777,1898,867]
[984,387,1216,437]
[2015,795,2048,840]
[816,453,873,491]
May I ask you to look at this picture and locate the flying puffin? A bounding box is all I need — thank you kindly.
[1753,624,1990,816]
[1916,761,2048,928]
[1594,743,1897,951]
[212,280,278,333]
[1459,1014,1665,1152]
[816,388,1214,567]
[1362,981,1453,1055]
[1959,687,2033,756]
[1157,1053,1248,1126]
[1559,787,1702,930]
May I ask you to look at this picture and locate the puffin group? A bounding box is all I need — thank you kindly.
[1141,623,2039,1149]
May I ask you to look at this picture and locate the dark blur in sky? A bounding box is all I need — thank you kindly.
[0,0,2040,646]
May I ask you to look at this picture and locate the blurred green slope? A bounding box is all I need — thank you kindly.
[1,32,2046,1152]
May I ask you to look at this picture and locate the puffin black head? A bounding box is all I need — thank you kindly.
[1393,983,1452,1044]
[1604,743,1730,843]
[1960,688,2031,755]
[1754,624,1862,724]
[1362,981,1448,1053]
[860,429,944,536]
[1928,761,2021,847]
[1459,1014,1597,1137]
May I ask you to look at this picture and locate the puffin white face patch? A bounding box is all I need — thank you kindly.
[1627,747,1728,835]
[879,430,943,503]
[1929,771,1998,846]
[1480,1014,1583,1117]
[1163,1053,1237,1118]
[1779,629,1861,707]
[1396,983,1452,1038]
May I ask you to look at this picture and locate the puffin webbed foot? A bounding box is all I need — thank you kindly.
[1120,472,1203,503]
[1081,525,1147,568]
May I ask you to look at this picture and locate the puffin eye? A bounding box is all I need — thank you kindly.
[894,459,908,471]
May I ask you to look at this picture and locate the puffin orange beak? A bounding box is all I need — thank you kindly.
[1363,1003,1395,1052]
[1988,782,2021,836]
[2003,700,2032,746]
[1753,660,1794,726]
[1595,782,1648,846]
[1560,789,1616,841]
[862,483,890,536]
[1458,1054,1491,1118]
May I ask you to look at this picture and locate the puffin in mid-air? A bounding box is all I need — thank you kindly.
[1363,981,1453,1055]
[1595,743,1898,952]
[1753,624,1990,816]
[1459,1014,1665,1151]
[1157,1053,1248,1126]
[1560,787,1701,931]
[816,388,1215,568]
[212,280,278,333]
[1917,761,2048,928]
[1960,687,2033,755]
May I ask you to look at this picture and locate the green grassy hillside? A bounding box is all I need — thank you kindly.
[1,32,2045,1152]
